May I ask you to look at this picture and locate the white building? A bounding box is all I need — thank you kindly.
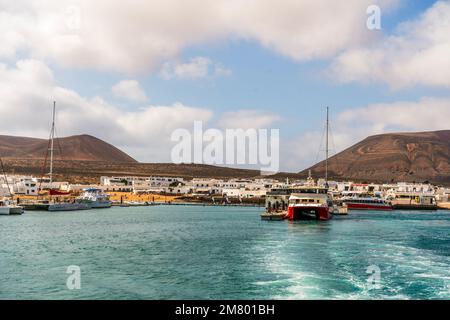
[13,177,39,195]
[148,176,184,187]
[395,182,435,194]
[222,187,266,198]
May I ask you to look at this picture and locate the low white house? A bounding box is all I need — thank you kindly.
[222,187,266,198]
[13,177,39,195]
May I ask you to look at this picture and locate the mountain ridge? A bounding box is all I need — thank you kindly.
[0,134,137,163]
[299,130,450,184]
[1,131,450,185]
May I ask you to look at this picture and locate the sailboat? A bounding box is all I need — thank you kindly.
[44,102,90,212]
[0,157,24,215]
[286,107,333,221]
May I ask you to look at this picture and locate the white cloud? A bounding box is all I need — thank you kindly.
[160,57,231,80]
[160,57,210,80]
[0,0,398,73]
[0,59,212,162]
[217,110,281,129]
[329,1,450,88]
[0,59,278,164]
[2,60,449,172]
[335,97,450,135]
[112,80,148,102]
[213,64,232,77]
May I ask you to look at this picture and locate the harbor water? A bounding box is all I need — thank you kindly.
[0,206,449,299]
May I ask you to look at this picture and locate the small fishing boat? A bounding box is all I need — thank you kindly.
[332,202,348,215]
[0,157,24,215]
[260,212,286,221]
[0,199,24,215]
[21,201,51,211]
[77,188,112,208]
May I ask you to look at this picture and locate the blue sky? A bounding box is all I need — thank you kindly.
[1,0,449,172]
[51,0,443,128]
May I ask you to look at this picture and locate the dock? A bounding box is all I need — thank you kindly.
[260,212,286,221]
[21,203,50,211]
[392,204,438,210]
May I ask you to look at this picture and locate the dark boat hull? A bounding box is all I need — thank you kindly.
[346,202,392,211]
[392,204,438,210]
[287,206,332,221]
[22,203,50,211]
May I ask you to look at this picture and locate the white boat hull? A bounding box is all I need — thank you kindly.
[0,206,24,215]
[77,188,112,209]
[79,200,112,209]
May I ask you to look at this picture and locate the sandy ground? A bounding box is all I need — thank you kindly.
[14,192,182,203]
[106,192,181,203]
[438,202,450,209]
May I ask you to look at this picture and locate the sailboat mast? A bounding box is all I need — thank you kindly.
[325,106,329,184]
[49,101,56,185]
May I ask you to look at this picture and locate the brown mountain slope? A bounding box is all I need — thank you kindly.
[299,130,450,184]
[0,134,297,183]
[0,134,137,163]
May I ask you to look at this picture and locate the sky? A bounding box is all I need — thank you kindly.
[0,0,449,172]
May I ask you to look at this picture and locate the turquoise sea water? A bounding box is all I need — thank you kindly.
[0,206,449,300]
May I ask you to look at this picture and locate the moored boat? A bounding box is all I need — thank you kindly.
[390,193,438,210]
[0,156,24,215]
[0,199,24,215]
[332,202,348,215]
[123,201,150,207]
[342,197,392,211]
[21,201,50,211]
[49,189,71,196]
[30,102,92,213]
[77,188,112,208]
[260,212,287,221]
[48,202,90,211]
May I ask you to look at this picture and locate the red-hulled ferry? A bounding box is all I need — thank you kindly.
[287,187,333,221]
[342,197,392,211]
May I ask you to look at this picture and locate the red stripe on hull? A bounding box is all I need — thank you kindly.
[49,189,71,196]
[346,203,392,211]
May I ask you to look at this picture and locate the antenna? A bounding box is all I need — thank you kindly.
[325,107,329,185]
[49,101,56,185]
